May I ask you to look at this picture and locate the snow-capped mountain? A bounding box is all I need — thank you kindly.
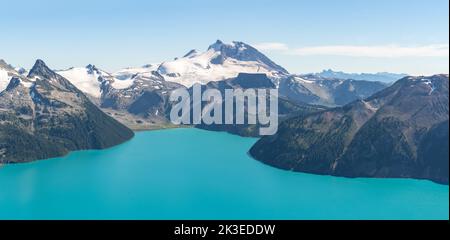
[113,64,159,81]
[0,59,133,163]
[57,64,152,99]
[49,40,293,129]
[57,64,114,98]
[0,70,9,92]
[1,40,406,133]
[56,64,184,129]
[100,69,183,128]
[57,64,170,99]
[191,73,326,136]
[1,60,30,91]
[0,60,30,92]
[154,40,289,87]
[54,41,392,109]
[0,59,17,92]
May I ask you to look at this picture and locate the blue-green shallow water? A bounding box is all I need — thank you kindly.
[0,128,448,219]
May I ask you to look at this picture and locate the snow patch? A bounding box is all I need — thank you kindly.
[157,48,280,87]
[113,65,158,80]
[57,67,106,98]
[112,79,134,90]
[420,78,436,95]
[294,77,315,84]
[0,69,10,92]
[21,80,34,88]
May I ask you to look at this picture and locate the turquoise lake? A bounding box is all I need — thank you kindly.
[0,128,448,219]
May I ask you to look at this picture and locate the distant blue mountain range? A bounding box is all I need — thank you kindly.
[309,69,408,83]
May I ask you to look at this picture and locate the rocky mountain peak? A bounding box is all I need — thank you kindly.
[251,74,449,184]
[86,64,100,75]
[183,49,199,58]
[0,59,14,71]
[142,63,156,68]
[0,58,134,164]
[0,59,8,67]
[5,77,22,91]
[28,59,57,79]
[207,40,289,74]
[207,39,226,51]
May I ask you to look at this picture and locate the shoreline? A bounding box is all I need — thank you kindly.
[2,127,448,186]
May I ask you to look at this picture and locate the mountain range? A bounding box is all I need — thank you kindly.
[157,40,289,87]
[32,40,392,130]
[192,73,326,136]
[250,74,449,184]
[0,60,133,163]
[279,74,387,106]
[309,69,408,83]
[1,40,448,184]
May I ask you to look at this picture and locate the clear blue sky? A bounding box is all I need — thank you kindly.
[1,0,448,75]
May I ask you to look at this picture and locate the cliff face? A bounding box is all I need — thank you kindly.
[250,75,449,184]
[0,60,134,163]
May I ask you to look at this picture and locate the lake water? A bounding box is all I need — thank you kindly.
[0,128,448,219]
